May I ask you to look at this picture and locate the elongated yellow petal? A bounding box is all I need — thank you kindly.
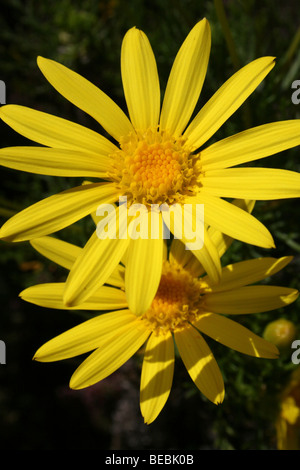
[121,27,160,131]
[64,206,131,306]
[162,203,222,284]
[140,331,174,424]
[185,56,275,150]
[202,168,300,200]
[194,313,279,358]
[174,326,224,404]
[204,286,299,314]
[70,321,150,389]
[189,227,222,284]
[106,264,125,288]
[30,234,125,288]
[160,18,211,137]
[37,56,134,141]
[125,212,164,316]
[201,120,300,171]
[30,236,81,270]
[0,105,117,154]
[0,182,119,242]
[34,309,137,362]
[169,238,204,277]
[20,283,128,311]
[0,146,112,178]
[203,256,293,293]
[207,199,255,257]
[189,194,274,248]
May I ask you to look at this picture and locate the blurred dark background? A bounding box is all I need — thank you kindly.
[0,0,299,450]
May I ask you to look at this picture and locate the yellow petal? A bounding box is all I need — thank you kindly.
[125,212,164,316]
[106,264,125,288]
[194,313,279,358]
[190,194,274,248]
[204,286,299,314]
[169,238,204,277]
[140,331,174,424]
[37,56,134,141]
[161,202,222,284]
[207,199,255,257]
[174,326,224,404]
[185,56,275,150]
[189,226,222,284]
[0,146,112,178]
[203,256,293,293]
[64,205,131,306]
[30,236,81,270]
[160,18,211,137]
[0,105,117,154]
[70,320,150,389]
[201,120,300,171]
[202,168,300,200]
[34,310,137,362]
[121,27,160,131]
[20,283,128,311]
[169,238,194,266]
[0,182,119,242]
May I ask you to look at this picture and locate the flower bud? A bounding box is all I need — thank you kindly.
[263,318,297,349]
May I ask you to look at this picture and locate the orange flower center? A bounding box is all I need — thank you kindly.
[141,260,203,334]
[110,128,201,207]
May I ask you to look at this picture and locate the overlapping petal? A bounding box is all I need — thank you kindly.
[69,320,150,389]
[189,194,274,248]
[140,332,174,424]
[161,202,222,284]
[207,199,255,258]
[20,283,128,311]
[174,326,225,404]
[37,56,134,141]
[202,256,293,292]
[125,211,164,315]
[63,205,131,306]
[33,309,137,362]
[30,236,81,270]
[0,182,120,242]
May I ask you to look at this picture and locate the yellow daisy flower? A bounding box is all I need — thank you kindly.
[20,228,298,424]
[1,18,300,309]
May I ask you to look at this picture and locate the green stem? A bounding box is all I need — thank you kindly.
[213,0,240,71]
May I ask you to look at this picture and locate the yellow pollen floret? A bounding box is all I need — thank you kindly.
[141,261,203,335]
[110,128,201,206]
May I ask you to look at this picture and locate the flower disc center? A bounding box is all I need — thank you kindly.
[141,261,203,334]
[110,129,201,207]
